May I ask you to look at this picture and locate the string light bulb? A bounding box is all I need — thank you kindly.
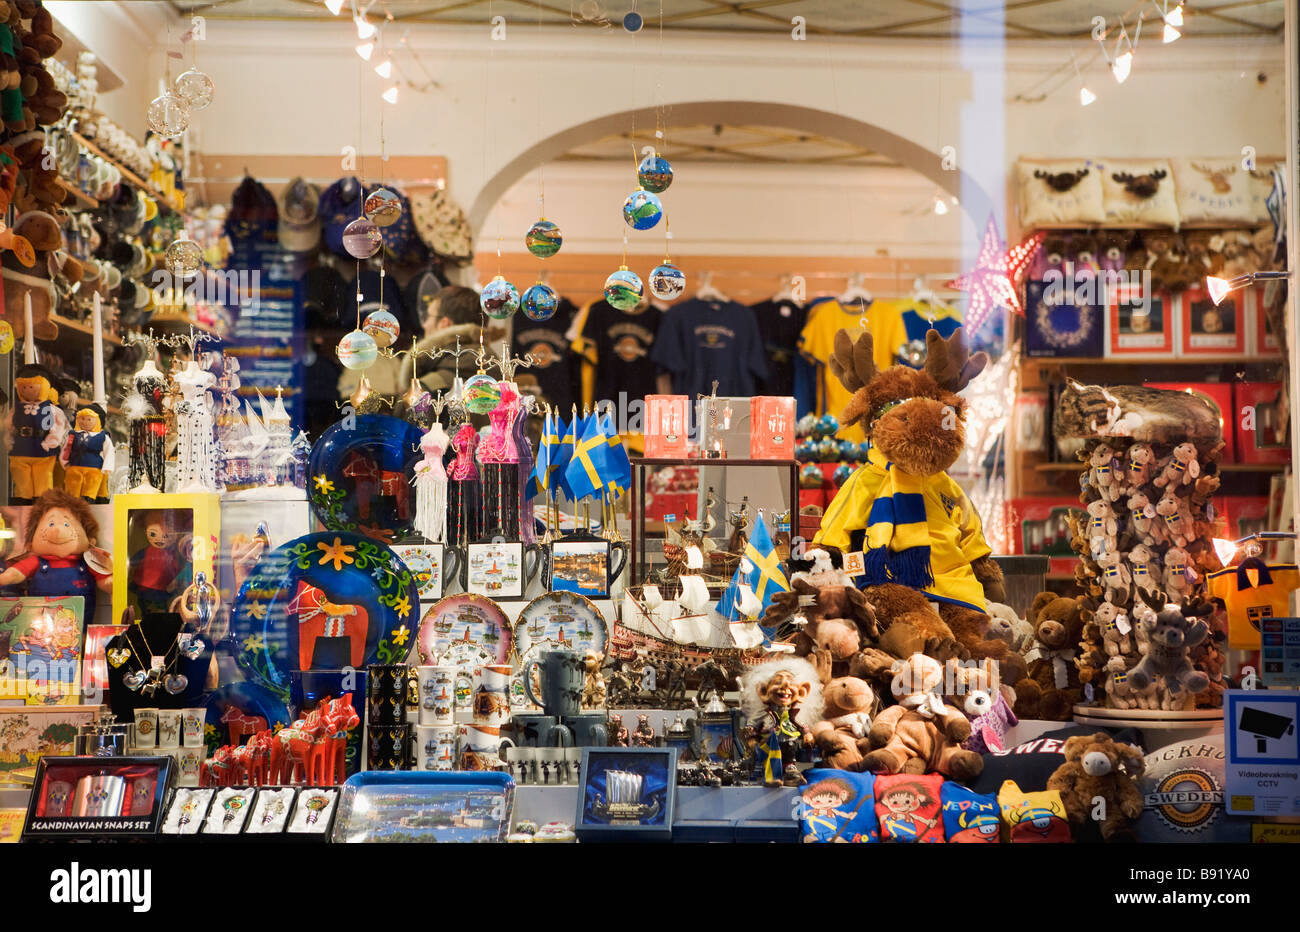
[1112,49,1133,83]
[382,84,399,104]
[1162,22,1180,42]
[355,15,376,39]
[1165,2,1183,27]
[932,194,949,215]
[374,56,392,79]
[355,41,374,61]
[1079,86,1097,106]
[325,0,345,14]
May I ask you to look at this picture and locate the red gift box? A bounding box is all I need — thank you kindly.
[1144,381,1234,463]
[1234,382,1290,465]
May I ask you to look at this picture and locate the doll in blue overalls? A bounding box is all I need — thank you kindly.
[0,490,112,621]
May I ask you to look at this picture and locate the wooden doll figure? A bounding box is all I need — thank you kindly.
[61,402,115,502]
[8,364,68,502]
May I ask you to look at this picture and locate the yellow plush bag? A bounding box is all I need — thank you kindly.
[997,780,1072,843]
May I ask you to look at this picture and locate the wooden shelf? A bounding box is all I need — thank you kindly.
[1024,356,1284,366]
[1034,461,1287,473]
[69,130,180,212]
[40,313,122,346]
[1026,221,1263,233]
[52,177,99,211]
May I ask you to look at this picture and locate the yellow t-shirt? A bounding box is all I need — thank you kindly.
[798,298,963,442]
[1207,562,1300,649]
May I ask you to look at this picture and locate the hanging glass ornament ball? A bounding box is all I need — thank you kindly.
[525,219,563,259]
[342,217,383,258]
[521,282,560,321]
[337,329,379,370]
[173,68,215,111]
[604,267,643,311]
[799,462,825,488]
[147,91,191,136]
[463,372,502,415]
[362,309,401,348]
[0,319,13,354]
[648,261,686,301]
[364,187,403,227]
[637,153,674,194]
[164,238,203,275]
[623,11,644,31]
[832,463,856,486]
[621,189,663,230]
[480,276,520,319]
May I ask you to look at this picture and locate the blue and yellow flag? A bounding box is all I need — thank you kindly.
[527,409,559,499]
[599,409,632,500]
[565,413,608,502]
[746,513,790,626]
[552,414,575,501]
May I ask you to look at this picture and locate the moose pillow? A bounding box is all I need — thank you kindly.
[1017,159,1105,227]
[1171,157,1256,225]
[1099,159,1180,226]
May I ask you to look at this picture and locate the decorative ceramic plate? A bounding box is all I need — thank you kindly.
[416,594,512,712]
[308,414,423,543]
[230,532,419,699]
[510,591,609,710]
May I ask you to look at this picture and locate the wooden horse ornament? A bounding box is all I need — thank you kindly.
[269,694,360,786]
[343,451,411,521]
[220,707,267,745]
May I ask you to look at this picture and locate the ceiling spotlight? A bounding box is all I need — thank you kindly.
[1112,50,1133,83]
[355,41,374,61]
[382,84,399,104]
[932,195,949,215]
[374,57,392,79]
[1162,22,1180,43]
[356,16,377,39]
[325,0,345,14]
[1080,86,1097,106]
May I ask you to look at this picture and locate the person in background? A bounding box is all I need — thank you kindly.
[397,285,508,395]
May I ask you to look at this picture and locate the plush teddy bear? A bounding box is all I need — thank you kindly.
[944,658,1018,755]
[808,666,877,771]
[1126,491,1165,547]
[1162,545,1193,602]
[1154,442,1200,489]
[1126,543,1160,595]
[1083,599,1134,658]
[1095,550,1131,605]
[1127,596,1210,701]
[1086,443,1123,502]
[1154,490,1194,548]
[1046,732,1146,841]
[856,653,983,784]
[984,601,1034,653]
[1085,499,1119,559]
[812,326,1009,672]
[1013,592,1086,721]
[1124,442,1157,490]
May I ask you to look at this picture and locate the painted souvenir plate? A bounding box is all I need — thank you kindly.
[308,414,424,543]
[416,594,512,711]
[510,591,609,710]
[392,542,445,603]
[203,682,293,755]
[230,532,419,699]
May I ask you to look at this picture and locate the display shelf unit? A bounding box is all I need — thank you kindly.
[52,176,99,211]
[41,312,123,347]
[69,130,180,212]
[629,457,799,585]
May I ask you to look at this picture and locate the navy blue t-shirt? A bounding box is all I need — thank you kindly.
[651,298,769,398]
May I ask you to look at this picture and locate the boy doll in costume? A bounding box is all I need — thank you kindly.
[740,657,824,787]
[61,402,114,502]
[812,328,1012,671]
[7,363,68,501]
[0,490,112,620]
[128,511,183,617]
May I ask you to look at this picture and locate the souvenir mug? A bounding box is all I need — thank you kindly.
[561,711,609,748]
[418,665,457,725]
[454,540,546,596]
[74,774,126,817]
[508,713,572,748]
[547,533,629,598]
[157,709,182,748]
[182,708,205,748]
[472,664,513,726]
[367,724,412,771]
[457,723,514,771]
[522,649,586,718]
[134,708,158,748]
[417,724,457,771]
[367,664,410,725]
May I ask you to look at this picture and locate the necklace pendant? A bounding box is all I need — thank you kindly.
[123,670,146,691]
[164,674,189,695]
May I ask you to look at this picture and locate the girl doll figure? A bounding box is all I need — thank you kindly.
[446,423,482,546]
[173,361,218,493]
[129,511,184,618]
[412,420,450,544]
[878,781,940,843]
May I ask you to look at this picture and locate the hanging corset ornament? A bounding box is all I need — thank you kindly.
[514,395,536,544]
[174,364,219,492]
[446,423,481,546]
[412,422,450,544]
[127,365,168,491]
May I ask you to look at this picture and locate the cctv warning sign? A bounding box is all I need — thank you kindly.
[1225,690,1300,816]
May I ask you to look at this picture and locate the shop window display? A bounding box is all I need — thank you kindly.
[0,4,1295,880]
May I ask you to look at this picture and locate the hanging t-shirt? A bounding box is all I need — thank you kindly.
[748,298,804,396]
[651,297,769,399]
[874,298,964,370]
[798,298,870,441]
[573,299,661,408]
[513,297,579,413]
[1206,561,1300,650]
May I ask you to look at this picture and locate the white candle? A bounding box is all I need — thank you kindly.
[92,292,106,404]
[22,290,35,363]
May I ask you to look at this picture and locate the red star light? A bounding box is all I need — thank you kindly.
[948,216,1044,334]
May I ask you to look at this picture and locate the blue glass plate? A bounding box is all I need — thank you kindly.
[308,414,424,543]
[231,531,419,697]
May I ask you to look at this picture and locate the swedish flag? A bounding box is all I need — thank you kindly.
[745,513,790,623]
[599,409,631,501]
[527,409,560,499]
[552,414,576,501]
[565,413,608,502]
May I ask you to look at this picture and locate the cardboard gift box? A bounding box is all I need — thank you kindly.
[1234,382,1290,465]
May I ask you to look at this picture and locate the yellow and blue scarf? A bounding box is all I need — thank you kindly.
[863,462,935,590]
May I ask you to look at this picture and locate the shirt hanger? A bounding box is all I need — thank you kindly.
[837,272,873,310]
[694,271,730,304]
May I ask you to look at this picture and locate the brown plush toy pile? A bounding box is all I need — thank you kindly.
[1045,732,1146,841]
[1013,592,1086,721]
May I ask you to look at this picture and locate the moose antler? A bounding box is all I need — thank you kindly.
[828,327,876,394]
[923,327,987,392]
